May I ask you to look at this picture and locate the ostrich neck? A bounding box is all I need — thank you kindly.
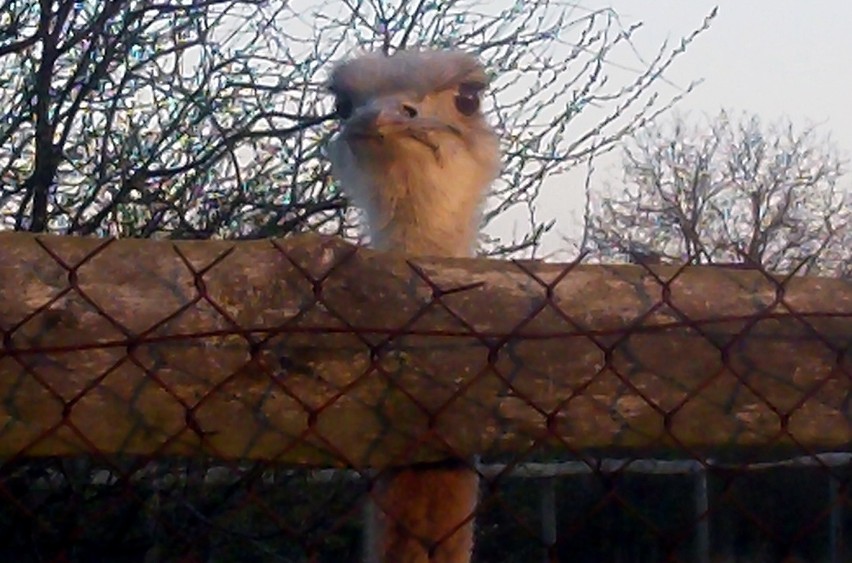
[366,172,484,259]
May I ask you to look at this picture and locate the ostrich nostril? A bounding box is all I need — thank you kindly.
[401,104,418,118]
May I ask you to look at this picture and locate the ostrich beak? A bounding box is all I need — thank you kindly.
[344,96,421,139]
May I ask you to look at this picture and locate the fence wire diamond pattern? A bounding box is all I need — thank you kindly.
[0,232,850,562]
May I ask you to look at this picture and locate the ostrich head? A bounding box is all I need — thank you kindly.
[327,50,501,257]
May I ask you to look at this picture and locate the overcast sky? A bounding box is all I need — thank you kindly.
[522,1,852,255]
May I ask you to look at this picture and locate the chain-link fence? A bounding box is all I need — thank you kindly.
[1,232,850,562]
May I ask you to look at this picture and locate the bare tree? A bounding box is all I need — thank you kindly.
[0,0,337,239]
[0,0,715,255]
[584,110,850,276]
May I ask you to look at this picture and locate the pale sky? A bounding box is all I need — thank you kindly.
[610,1,852,144]
[522,1,852,255]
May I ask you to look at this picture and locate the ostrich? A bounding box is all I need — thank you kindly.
[327,49,501,562]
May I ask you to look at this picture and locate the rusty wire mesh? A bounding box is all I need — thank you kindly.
[0,232,850,562]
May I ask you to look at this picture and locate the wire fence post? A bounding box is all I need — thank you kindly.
[694,467,710,563]
[540,476,557,562]
[364,494,376,563]
[829,475,842,563]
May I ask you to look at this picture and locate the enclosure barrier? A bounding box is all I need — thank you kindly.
[0,232,850,561]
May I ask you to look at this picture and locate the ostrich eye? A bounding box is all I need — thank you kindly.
[454,81,484,116]
[335,94,353,119]
[454,92,480,116]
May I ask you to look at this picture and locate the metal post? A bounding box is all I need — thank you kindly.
[694,469,710,563]
[540,477,557,562]
[829,476,842,563]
